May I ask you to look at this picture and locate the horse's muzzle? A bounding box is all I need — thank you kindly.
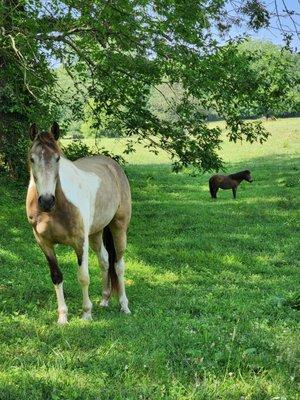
[38,195,56,212]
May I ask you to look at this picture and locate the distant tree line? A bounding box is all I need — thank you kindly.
[58,39,300,139]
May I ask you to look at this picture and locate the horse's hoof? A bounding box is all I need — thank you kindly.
[100,299,109,308]
[57,315,68,325]
[82,312,92,321]
[121,306,131,315]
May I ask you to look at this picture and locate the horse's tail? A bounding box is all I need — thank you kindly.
[209,178,214,197]
[103,225,119,293]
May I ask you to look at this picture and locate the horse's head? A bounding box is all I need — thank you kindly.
[29,122,62,212]
[244,170,253,183]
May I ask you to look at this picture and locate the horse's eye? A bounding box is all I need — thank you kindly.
[30,157,34,163]
[56,155,60,162]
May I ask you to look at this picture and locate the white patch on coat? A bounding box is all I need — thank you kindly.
[99,242,110,307]
[100,242,109,269]
[59,157,101,231]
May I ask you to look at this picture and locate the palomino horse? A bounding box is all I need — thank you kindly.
[26,123,131,324]
[209,170,253,199]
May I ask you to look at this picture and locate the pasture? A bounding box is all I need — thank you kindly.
[0,118,299,399]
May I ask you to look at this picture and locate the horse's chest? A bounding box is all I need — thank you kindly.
[32,206,84,246]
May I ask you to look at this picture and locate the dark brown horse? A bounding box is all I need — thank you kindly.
[209,170,253,199]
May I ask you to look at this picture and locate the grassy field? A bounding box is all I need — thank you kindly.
[62,117,300,165]
[0,118,299,399]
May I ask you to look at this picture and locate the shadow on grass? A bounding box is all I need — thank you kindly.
[0,154,299,399]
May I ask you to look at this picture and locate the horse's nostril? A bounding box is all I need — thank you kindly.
[38,195,55,211]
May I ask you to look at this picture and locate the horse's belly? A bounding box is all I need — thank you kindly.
[89,194,119,235]
[220,182,232,189]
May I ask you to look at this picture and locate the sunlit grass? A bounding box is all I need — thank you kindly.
[62,117,300,166]
[0,118,299,399]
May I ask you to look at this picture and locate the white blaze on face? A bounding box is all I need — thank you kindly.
[31,146,59,197]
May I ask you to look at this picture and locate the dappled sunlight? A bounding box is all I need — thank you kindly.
[62,118,300,168]
[0,248,22,262]
[0,148,299,398]
[0,367,107,398]
[221,254,243,268]
[128,259,180,285]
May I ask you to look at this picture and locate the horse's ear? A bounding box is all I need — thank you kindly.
[51,122,60,140]
[29,123,38,141]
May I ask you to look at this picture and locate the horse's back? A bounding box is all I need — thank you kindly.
[74,155,131,228]
[209,174,225,184]
[74,154,121,175]
[74,155,129,189]
[209,174,233,190]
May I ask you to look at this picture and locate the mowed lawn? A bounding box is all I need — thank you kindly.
[0,118,299,399]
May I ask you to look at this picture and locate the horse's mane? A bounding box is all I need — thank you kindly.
[32,132,62,154]
[229,170,250,180]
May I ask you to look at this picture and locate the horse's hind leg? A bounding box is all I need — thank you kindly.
[232,187,237,199]
[109,221,131,314]
[209,180,218,199]
[209,180,214,198]
[90,231,111,308]
[211,187,218,199]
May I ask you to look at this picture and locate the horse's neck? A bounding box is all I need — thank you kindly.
[28,171,35,189]
[58,157,84,207]
[230,173,244,182]
[58,157,101,225]
[60,156,79,173]
[236,176,244,183]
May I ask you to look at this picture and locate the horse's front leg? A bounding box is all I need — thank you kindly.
[76,237,93,321]
[37,238,68,325]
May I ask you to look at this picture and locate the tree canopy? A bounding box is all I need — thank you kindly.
[237,40,300,118]
[1,0,299,176]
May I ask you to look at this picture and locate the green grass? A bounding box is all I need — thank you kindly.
[0,118,299,399]
[62,117,300,165]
